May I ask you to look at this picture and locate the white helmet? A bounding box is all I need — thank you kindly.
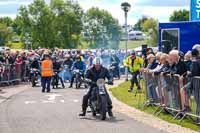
[93,57,103,66]
[65,54,70,58]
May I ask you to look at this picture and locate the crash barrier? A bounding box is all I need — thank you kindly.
[0,63,30,86]
[142,72,200,123]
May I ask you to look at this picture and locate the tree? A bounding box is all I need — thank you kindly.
[28,0,56,48]
[170,9,189,22]
[0,17,13,27]
[15,0,84,49]
[134,16,148,31]
[83,7,121,49]
[142,18,158,46]
[0,23,12,46]
[50,0,84,48]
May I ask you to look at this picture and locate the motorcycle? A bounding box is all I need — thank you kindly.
[109,62,120,80]
[30,68,40,87]
[73,69,83,89]
[63,65,72,82]
[84,79,113,120]
[52,70,60,89]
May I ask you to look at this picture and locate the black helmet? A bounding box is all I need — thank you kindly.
[76,55,81,60]
[191,49,199,57]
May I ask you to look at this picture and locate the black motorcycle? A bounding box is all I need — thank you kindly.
[109,62,120,80]
[52,70,60,89]
[73,69,83,89]
[85,79,113,120]
[30,68,40,87]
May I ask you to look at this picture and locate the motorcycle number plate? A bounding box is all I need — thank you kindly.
[99,87,106,95]
[99,91,106,95]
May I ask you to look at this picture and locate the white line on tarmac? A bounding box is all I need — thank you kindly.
[73,99,79,103]
[25,101,37,104]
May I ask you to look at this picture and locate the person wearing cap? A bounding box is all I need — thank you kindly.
[79,57,113,117]
[124,50,143,92]
[146,54,158,70]
[69,55,86,88]
[41,54,54,93]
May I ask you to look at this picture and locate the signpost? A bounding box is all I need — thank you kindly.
[190,0,200,21]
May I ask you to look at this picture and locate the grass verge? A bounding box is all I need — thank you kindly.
[110,81,200,131]
[119,40,147,49]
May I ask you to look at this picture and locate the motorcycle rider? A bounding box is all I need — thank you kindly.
[30,56,40,84]
[30,56,40,70]
[62,54,73,82]
[63,54,73,68]
[69,55,86,88]
[52,57,65,88]
[79,57,114,117]
[110,52,120,79]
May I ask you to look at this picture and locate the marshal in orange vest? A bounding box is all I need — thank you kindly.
[41,59,54,77]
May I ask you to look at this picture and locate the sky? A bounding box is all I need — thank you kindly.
[0,0,190,25]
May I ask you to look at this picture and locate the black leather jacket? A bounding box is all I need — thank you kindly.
[85,66,112,83]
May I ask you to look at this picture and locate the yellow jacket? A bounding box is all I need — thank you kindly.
[124,56,143,73]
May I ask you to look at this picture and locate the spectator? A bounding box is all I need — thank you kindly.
[168,50,187,76]
[184,51,192,71]
[146,54,158,70]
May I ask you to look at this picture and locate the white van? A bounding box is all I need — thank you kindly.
[128,31,144,40]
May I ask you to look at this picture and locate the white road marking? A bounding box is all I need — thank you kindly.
[60,100,65,103]
[73,99,79,103]
[41,100,56,104]
[25,101,36,104]
[45,94,62,101]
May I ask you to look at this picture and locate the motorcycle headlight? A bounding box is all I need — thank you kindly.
[97,79,105,87]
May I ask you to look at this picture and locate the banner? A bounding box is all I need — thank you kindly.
[191,0,200,21]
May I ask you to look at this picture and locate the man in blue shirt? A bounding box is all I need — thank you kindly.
[69,56,86,88]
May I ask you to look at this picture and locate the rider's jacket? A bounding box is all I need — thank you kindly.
[85,66,111,82]
[71,61,86,74]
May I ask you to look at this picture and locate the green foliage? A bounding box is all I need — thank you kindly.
[13,0,84,49]
[0,17,13,27]
[119,40,147,49]
[83,7,121,49]
[170,9,189,22]
[0,23,12,46]
[0,0,121,49]
[142,18,158,46]
[134,16,148,31]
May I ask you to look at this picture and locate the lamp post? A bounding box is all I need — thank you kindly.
[24,32,32,50]
[121,2,131,81]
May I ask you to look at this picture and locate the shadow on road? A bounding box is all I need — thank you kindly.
[79,115,125,123]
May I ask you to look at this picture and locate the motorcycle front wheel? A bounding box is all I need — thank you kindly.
[100,95,107,120]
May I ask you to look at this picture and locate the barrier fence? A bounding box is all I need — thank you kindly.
[0,63,30,86]
[142,71,200,123]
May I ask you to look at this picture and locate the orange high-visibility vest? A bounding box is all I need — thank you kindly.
[41,59,53,77]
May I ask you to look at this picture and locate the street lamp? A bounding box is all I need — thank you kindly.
[23,32,32,50]
[121,2,131,81]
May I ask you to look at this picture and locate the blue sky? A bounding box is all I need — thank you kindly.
[0,0,190,25]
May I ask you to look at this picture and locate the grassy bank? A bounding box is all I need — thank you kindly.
[119,40,147,49]
[111,81,200,131]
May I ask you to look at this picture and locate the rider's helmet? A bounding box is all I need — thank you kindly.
[93,57,103,71]
[65,54,70,59]
[76,55,81,61]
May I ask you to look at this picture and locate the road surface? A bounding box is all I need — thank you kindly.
[0,85,166,133]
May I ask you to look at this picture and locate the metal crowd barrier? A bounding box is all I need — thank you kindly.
[0,63,30,86]
[142,71,200,123]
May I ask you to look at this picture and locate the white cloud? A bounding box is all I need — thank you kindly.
[0,13,16,19]
[0,0,31,6]
[79,1,189,25]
